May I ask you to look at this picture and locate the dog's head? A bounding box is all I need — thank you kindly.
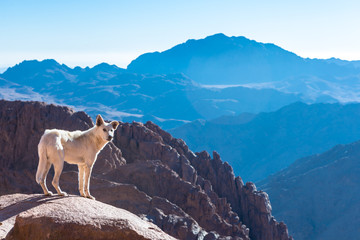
[95,114,119,141]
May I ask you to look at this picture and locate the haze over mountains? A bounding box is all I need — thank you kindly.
[129,33,360,103]
[0,59,303,129]
[128,33,351,85]
[170,102,360,182]
[259,140,360,240]
[3,33,360,127]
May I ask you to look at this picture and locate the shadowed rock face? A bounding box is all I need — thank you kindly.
[0,100,125,173]
[114,121,291,240]
[0,100,291,240]
[0,100,91,170]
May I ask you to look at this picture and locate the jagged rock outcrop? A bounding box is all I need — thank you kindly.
[0,194,175,240]
[103,160,249,239]
[192,151,290,240]
[113,121,291,239]
[0,100,292,239]
[0,99,125,172]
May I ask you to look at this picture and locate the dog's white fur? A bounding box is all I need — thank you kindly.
[36,114,119,199]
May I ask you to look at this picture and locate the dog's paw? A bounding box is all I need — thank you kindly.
[45,191,54,196]
[86,195,96,200]
[58,191,68,197]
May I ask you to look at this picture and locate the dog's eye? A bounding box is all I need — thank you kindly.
[103,129,107,132]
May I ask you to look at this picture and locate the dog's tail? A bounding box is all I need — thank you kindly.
[36,142,48,184]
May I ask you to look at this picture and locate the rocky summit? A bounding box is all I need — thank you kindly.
[0,99,292,240]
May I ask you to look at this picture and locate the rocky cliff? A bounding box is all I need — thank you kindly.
[0,100,292,239]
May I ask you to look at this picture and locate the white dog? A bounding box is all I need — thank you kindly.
[35,114,119,199]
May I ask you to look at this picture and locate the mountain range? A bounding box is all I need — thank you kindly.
[3,33,360,129]
[128,33,360,103]
[170,102,360,182]
[0,59,304,129]
[128,33,352,85]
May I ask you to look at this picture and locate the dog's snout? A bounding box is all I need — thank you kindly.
[107,136,113,141]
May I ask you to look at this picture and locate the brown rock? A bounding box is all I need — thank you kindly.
[191,150,292,240]
[0,100,91,170]
[56,171,209,240]
[103,160,249,239]
[1,194,175,240]
[94,141,125,175]
[115,121,291,240]
[0,100,125,174]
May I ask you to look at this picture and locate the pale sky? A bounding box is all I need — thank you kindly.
[1,0,360,70]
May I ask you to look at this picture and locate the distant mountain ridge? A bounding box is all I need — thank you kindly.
[127,33,358,83]
[128,33,302,83]
[128,33,360,103]
[258,139,360,240]
[3,33,360,120]
[170,102,360,182]
[0,59,304,129]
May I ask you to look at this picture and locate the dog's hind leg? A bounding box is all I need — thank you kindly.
[36,144,53,196]
[51,150,68,196]
[84,164,95,200]
[78,165,86,197]
[39,162,53,196]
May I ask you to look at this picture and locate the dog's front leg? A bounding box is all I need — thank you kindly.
[84,164,95,200]
[78,165,86,197]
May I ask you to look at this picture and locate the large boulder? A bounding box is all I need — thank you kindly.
[1,194,175,240]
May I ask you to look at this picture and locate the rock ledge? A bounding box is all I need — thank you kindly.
[0,193,175,240]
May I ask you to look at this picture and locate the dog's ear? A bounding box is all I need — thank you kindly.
[96,114,105,127]
[111,121,119,130]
